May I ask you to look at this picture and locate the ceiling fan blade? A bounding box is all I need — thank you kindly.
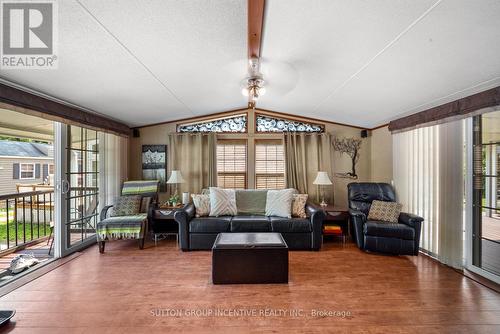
[260,59,299,95]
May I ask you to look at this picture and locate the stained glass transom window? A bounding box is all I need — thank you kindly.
[177,114,247,133]
[256,115,324,133]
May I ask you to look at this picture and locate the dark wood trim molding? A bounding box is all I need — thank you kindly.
[176,111,250,134]
[133,107,371,131]
[254,111,326,133]
[370,123,389,131]
[388,86,500,132]
[136,108,249,129]
[255,108,367,130]
[0,83,130,136]
[248,0,266,59]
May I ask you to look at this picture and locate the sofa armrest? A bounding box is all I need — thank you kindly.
[100,205,113,221]
[399,212,424,255]
[305,204,325,250]
[349,209,366,249]
[174,203,196,251]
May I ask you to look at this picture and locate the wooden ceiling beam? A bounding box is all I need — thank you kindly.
[248,0,266,59]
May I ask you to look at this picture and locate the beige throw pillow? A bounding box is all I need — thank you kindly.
[367,200,402,223]
[209,187,237,217]
[265,188,295,218]
[292,194,308,218]
[191,194,210,217]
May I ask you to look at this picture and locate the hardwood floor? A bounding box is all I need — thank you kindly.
[0,238,499,333]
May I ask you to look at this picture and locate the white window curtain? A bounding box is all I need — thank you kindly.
[393,120,464,268]
[99,133,128,209]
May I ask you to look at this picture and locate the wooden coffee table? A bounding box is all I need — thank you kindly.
[212,233,289,284]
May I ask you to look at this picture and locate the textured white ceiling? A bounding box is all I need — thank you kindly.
[261,0,500,128]
[0,0,499,128]
[0,0,247,127]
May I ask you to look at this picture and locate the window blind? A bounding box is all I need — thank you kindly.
[255,140,285,189]
[217,140,247,189]
[392,120,464,268]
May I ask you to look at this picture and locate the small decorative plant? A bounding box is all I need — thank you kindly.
[332,136,363,179]
[169,193,180,206]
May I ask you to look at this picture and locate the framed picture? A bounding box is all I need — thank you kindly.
[142,145,166,191]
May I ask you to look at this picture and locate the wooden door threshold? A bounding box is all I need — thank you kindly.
[0,252,82,297]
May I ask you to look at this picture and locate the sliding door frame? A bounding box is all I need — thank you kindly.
[58,123,97,257]
[464,117,500,284]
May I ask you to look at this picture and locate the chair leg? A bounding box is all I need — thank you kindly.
[48,236,54,255]
[47,227,53,245]
[98,241,105,253]
[139,237,145,249]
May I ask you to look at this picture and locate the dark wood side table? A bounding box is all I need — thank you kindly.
[318,205,350,243]
[151,206,184,246]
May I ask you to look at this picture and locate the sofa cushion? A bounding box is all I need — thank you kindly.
[189,217,231,233]
[270,217,312,233]
[235,189,268,215]
[230,216,271,232]
[364,221,415,240]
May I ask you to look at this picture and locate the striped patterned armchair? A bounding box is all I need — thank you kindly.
[97,180,159,253]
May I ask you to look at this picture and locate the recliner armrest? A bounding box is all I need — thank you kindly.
[349,209,366,220]
[399,212,424,228]
[399,212,424,255]
[100,205,113,221]
[305,204,325,250]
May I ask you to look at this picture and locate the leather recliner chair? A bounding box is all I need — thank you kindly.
[348,182,424,255]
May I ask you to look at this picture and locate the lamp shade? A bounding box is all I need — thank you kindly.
[166,170,185,184]
[313,171,332,185]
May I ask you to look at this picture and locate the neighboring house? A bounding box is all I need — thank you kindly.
[0,140,54,196]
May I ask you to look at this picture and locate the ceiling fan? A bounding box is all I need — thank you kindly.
[241,57,266,108]
[240,0,298,108]
[243,0,266,109]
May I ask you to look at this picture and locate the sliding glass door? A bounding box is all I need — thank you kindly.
[66,125,99,248]
[470,110,500,281]
[56,124,100,256]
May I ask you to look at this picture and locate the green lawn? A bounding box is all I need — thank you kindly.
[0,221,51,244]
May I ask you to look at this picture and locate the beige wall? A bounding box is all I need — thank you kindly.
[129,109,391,207]
[369,126,393,184]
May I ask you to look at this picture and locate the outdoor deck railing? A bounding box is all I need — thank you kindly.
[0,190,54,253]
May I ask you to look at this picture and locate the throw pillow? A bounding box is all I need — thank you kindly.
[292,194,308,218]
[112,195,141,217]
[367,200,402,223]
[191,194,210,217]
[209,187,237,217]
[265,188,295,218]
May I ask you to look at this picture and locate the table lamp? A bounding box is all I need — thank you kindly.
[166,170,185,196]
[313,171,332,207]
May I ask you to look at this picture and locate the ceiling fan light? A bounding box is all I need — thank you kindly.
[259,86,266,96]
[241,87,249,96]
